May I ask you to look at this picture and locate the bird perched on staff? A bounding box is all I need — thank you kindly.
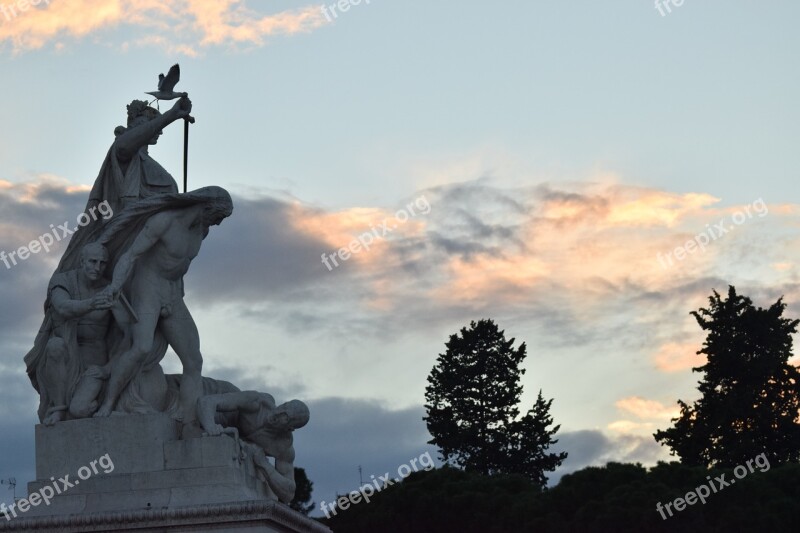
[146,64,188,101]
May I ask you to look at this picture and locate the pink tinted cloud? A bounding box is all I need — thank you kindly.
[0,0,327,54]
[654,341,704,373]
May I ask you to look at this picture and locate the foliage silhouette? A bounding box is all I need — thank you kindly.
[290,467,314,515]
[321,462,800,532]
[654,286,800,467]
[424,319,566,486]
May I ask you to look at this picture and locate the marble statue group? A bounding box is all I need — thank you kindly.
[21,66,309,505]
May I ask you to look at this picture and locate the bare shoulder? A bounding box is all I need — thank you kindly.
[238,390,266,402]
[143,210,174,235]
[257,392,276,407]
[218,391,263,411]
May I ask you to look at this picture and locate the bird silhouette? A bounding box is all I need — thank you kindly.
[146,64,188,100]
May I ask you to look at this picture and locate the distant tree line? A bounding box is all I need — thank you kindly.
[317,288,800,531]
[321,461,800,532]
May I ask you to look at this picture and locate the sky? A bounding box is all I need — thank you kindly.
[1,0,800,517]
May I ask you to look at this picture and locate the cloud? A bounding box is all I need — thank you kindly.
[607,396,680,440]
[298,398,438,500]
[653,341,704,373]
[0,363,40,497]
[5,176,799,351]
[550,429,669,484]
[3,176,798,421]
[615,397,678,420]
[186,195,336,305]
[0,0,328,55]
[0,177,91,350]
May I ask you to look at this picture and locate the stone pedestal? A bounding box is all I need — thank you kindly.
[0,415,328,532]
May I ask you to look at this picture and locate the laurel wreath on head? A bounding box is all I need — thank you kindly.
[116,100,162,135]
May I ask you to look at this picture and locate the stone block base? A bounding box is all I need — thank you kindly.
[0,500,330,532]
[0,415,329,532]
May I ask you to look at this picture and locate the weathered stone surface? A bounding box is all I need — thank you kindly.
[22,415,282,518]
[0,500,331,532]
[35,414,178,480]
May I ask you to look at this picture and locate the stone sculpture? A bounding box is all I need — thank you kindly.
[90,96,190,211]
[91,186,233,433]
[197,391,310,503]
[25,243,131,425]
[23,95,194,409]
[17,67,317,529]
[55,96,192,274]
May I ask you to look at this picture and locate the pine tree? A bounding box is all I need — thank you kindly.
[424,319,566,485]
[654,286,800,467]
[505,390,568,487]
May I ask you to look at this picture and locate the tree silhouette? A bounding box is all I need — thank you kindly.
[322,461,800,532]
[424,319,566,485]
[654,286,800,467]
[289,467,314,515]
[505,390,568,487]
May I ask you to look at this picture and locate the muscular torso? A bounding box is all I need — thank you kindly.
[215,407,292,460]
[76,309,112,344]
[141,209,205,281]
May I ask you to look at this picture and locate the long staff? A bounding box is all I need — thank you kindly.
[184,118,189,193]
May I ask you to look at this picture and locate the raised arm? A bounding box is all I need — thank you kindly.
[114,97,192,161]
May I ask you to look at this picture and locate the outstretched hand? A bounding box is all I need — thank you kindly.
[90,292,113,310]
[171,96,193,121]
[98,285,119,304]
